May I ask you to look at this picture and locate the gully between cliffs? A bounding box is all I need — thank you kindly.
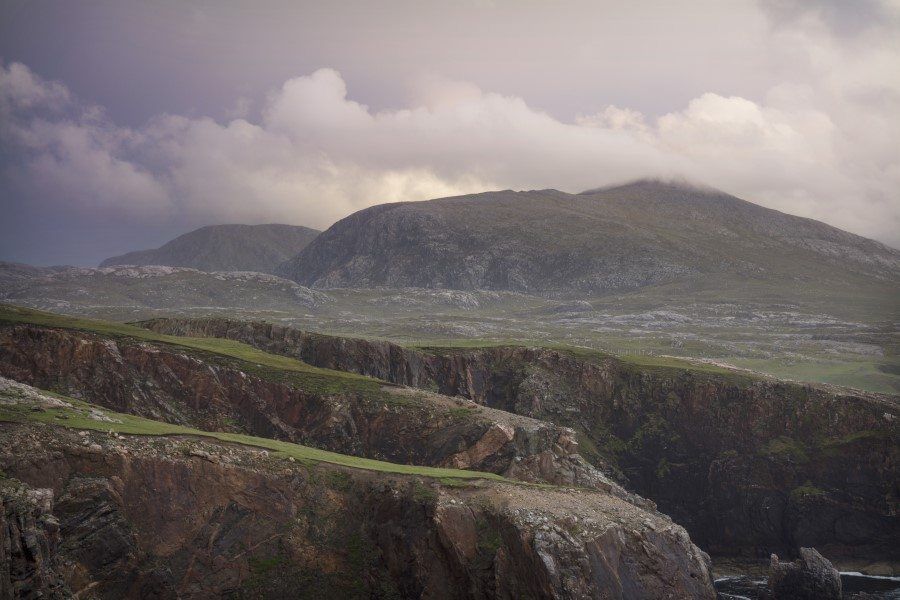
[140,318,900,562]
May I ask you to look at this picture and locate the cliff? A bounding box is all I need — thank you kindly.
[0,377,716,599]
[140,317,900,561]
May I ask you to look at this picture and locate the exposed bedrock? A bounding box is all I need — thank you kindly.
[140,318,900,560]
[0,423,716,599]
[764,547,842,600]
[0,479,68,599]
[0,324,643,504]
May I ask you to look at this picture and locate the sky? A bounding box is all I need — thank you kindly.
[1,0,899,265]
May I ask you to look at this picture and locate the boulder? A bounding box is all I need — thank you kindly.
[766,547,842,600]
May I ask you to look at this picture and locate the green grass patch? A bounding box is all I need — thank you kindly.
[447,406,476,419]
[790,484,827,503]
[249,555,286,576]
[0,304,384,396]
[730,357,900,395]
[437,477,474,488]
[760,436,809,463]
[322,470,354,491]
[475,516,503,555]
[411,480,438,504]
[409,334,757,381]
[0,393,508,483]
[822,429,895,448]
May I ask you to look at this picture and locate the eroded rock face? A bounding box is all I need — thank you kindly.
[0,422,717,599]
[0,324,634,502]
[0,480,68,600]
[765,548,842,600]
[139,318,900,560]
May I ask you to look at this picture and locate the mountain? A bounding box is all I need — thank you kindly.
[0,261,65,286]
[101,223,320,274]
[0,265,330,318]
[278,180,899,293]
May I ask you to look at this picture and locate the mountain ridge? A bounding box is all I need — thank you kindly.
[278,180,899,292]
[101,223,320,274]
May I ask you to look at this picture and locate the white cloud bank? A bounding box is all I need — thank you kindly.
[1,4,899,247]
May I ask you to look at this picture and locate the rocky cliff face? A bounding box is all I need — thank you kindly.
[1,478,68,599]
[0,323,642,504]
[140,318,900,561]
[0,398,716,599]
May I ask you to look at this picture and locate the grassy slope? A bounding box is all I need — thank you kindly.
[0,391,505,481]
[2,302,748,381]
[0,304,519,481]
[409,339,751,379]
[0,304,382,396]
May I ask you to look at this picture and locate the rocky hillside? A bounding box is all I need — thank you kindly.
[278,180,899,293]
[141,317,900,563]
[0,305,720,598]
[0,377,715,599]
[0,265,330,318]
[0,262,66,287]
[101,223,320,274]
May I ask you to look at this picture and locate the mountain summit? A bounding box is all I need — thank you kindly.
[101,224,320,274]
[278,180,898,293]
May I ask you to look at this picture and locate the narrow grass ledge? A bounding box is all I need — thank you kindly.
[0,381,507,482]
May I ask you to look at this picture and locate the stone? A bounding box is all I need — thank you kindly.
[766,547,842,600]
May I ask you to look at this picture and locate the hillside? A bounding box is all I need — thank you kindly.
[101,223,320,274]
[279,180,899,294]
[0,380,714,598]
[0,261,64,286]
[139,315,900,560]
[0,304,720,598]
[0,265,330,318]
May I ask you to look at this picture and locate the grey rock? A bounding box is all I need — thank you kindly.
[766,547,842,600]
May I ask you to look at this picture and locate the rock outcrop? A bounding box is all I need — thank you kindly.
[0,323,640,504]
[1,479,68,599]
[0,416,717,599]
[765,548,842,600]
[139,317,900,561]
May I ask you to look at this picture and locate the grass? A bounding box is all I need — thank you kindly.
[760,436,810,463]
[0,303,754,405]
[0,304,382,396]
[729,357,900,395]
[790,484,827,502]
[0,393,508,482]
[411,337,753,379]
[9,301,894,393]
[448,406,476,419]
[822,429,895,448]
[249,556,286,576]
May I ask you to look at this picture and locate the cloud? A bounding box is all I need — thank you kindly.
[1,8,899,256]
[759,0,899,36]
[0,62,70,112]
[1,63,169,218]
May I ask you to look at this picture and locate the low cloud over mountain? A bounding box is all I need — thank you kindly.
[1,0,898,264]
